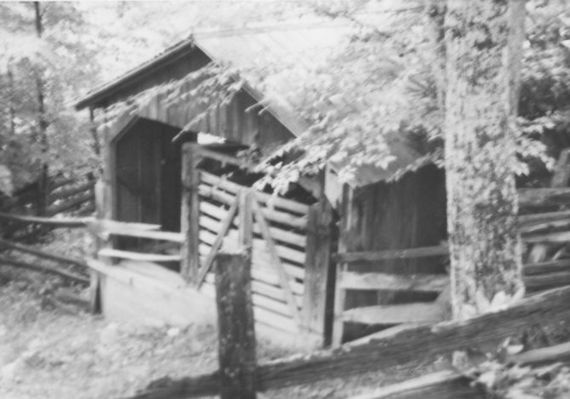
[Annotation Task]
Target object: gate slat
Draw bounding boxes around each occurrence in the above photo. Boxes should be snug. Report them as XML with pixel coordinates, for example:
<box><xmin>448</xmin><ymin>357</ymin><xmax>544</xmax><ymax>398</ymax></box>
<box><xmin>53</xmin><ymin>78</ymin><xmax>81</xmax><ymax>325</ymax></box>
<box><xmin>197</xmin><ymin>197</ymin><xmax>239</xmax><ymax>286</ymax></box>
<box><xmin>252</xmin><ymin>199</ymin><xmax>302</xmax><ymax>326</ymax></box>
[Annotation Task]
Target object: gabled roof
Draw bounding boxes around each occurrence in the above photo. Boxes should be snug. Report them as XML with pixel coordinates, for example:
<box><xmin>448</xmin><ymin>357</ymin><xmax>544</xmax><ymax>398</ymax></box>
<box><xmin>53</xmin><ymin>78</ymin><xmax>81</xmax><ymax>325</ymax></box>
<box><xmin>76</xmin><ymin>19</ymin><xmax>425</xmax><ymax>187</ymax></box>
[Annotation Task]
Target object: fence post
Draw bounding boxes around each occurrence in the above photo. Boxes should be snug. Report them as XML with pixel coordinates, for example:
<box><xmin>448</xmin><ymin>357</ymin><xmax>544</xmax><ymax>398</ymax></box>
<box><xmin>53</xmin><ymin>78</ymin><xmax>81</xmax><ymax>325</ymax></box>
<box><xmin>303</xmin><ymin>198</ymin><xmax>335</xmax><ymax>346</ymax></box>
<box><xmin>89</xmin><ymin>179</ymin><xmax>105</xmax><ymax>314</ymax></box>
<box><xmin>181</xmin><ymin>142</ymin><xmax>201</xmax><ymax>284</ymax></box>
<box><xmin>239</xmin><ymin>189</ymin><xmax>253</xmax><ymax>251</ymax></box>
<box><xmin>215</xmin><ymin>251</ymin><xmax>257</xmax><ymax>399</ymax></box>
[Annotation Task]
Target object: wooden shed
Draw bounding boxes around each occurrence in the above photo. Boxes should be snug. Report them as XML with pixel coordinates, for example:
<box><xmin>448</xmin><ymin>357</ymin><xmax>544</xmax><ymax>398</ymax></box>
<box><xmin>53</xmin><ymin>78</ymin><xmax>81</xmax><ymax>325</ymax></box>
<box><xmin>76</xmin><ymin>23</ymin><xmax>448</xmax><ymax>347</ymax></box>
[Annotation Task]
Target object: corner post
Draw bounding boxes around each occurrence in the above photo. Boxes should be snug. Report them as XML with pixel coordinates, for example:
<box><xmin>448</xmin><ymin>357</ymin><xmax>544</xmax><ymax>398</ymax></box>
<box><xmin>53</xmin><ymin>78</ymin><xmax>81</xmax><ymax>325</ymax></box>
<box><xmin>215</xmin><ymin>251</ymin><xmax>257</xmax><ymax>399</ymax></box>
<box><xmin>181</xmin><ymin>142</ymin><xmax>201</xmax><ymax>284</ymax></box>
<box><xmin>303</xmin><ymin>198</ymin><xmax>335</xmax><ymax>346</ymax></box>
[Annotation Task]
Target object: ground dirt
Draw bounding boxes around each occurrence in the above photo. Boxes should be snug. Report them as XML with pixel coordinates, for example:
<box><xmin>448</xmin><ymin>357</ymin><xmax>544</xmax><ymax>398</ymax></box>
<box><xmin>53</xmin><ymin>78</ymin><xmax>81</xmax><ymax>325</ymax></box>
<box><xmin>0</xmin><ymin>229</ymin><xmax>444</xmax><ymax>399</ymax></box>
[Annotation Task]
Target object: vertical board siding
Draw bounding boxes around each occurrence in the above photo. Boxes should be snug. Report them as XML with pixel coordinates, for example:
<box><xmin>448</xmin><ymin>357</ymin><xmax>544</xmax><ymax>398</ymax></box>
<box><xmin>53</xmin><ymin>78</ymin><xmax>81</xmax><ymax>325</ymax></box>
<box><xmin>336</xmin><ymin>165</ymin><xmax>448</xmax><ymax>344</ymax></box>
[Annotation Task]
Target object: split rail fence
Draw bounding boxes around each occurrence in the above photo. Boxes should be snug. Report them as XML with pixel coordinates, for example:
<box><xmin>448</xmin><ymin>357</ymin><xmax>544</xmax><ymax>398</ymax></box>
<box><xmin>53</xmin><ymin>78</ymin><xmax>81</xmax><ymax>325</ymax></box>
<box><xmin>1</xmin><ymin>171</ymin><xmax>96</xmax><ymax>240</ymax></box>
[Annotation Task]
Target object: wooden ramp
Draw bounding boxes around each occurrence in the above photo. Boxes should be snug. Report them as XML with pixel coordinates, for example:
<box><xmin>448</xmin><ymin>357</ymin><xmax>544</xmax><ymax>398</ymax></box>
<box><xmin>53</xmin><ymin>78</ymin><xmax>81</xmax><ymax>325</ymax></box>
<box><xmin>88</xmin><ymin>259</ymin><xmax>216</xmax><ymax>326</ymax></box>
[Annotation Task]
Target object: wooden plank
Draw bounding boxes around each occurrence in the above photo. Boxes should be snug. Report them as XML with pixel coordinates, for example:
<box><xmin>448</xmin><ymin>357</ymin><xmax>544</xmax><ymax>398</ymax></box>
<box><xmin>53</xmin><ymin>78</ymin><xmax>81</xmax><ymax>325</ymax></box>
<box><xmin>126</xmin><ymin>285</ymin><xmax>570</xmax><ymax>399</ymax></box>
<box><xmin>342</xmin><ymin>303</ymin><xmax>445</xmax><ymax>325</ymax></box>
<box><xmin>303</xmin><ymin>198</ymin><xmax>334</xmax><ymax>340</ymax></box>
<box><xmin>252</xmin><ymin>199</ymin><xmax>302</xmax><ymax>327</ymax></box>
<box><xmin>524</xmin><ymin>231</ymin><xmax>570</xmax><ymax>243</ymax></box>
<box><xmin>199</xmin><ymin>213</ymin><xmax>225</xmax><ymax>233</ymax></box>
<box><xmin>254</xmin><ymin>306</ymin><xmax>299</xmax><ymax>334</ymax></box>
<box><xmin>524</xmin><ymin>259</ymin><xmax>570</xmax><ymax>275</ymax></box>
<box><xmin>205</xmin><ymin>272</ymin><xmax>303</xmax><ymax>308</ymax></box>
<box><xmin>199</xmin><ymin>245</ymin><xmax>305</xmax><ymax>296</ymax></box>
<box><xmin>48</xmin><ymin>180</ymin><xmax>96</xmax><ymax>202</ymax></box>
<box><xmin>197</xmin><ymin>197</ymin><xmax>239</xmax><ymax>286</ymax></box>
<box><xmin>198</xmin><ymin>183</ymin><xmax>235</xmax><ymax>205</ymax></box>
<box><xmin>199</xmin><ymin>148</ymin><xmax>243</xmax><ymax>168</ymax></box>
<box><xmin>525</xmin><ymin>271</ymin><xmax>570</xmax><ymax>291</ymax></box>
<box><xmin>337</xmin><ymin>245</ymin><xmax>449</xmax><ymax>263</ymax></box>
<box><xmin>199</xmin><ymin>200</ymin><xmax>226</xmax><ymax>220</ymax></box>
<box><xmin>234</xmin><ymin>218</ymin><xmax>307</xmax><ymax>247</ymax></box>
<box><xmin>520</xmin><ymin>218</ymin><xmax>570</xmax><ymax>235</ymax></box>
<box><xmin>181</xmin><ymin>142</ymin><xmax>201</xmax><ymax>283</ymax></box>
<box><xmin>332</xmin><ymin>262</ymin><xmax>347</xmax><ymax>347</ymax></box>
<box><xmin>239</xmin><ymin>189</ymin><xmax>253</xmax><ymax>250</ymax></box>
<box><xmin>252</xmin><ymin>238</ymin><xmax>305</xmax><ymax>265</ymax></box>
<box><xmin>509</xmin><ymin>341</ymin><xmax>570</xmax><ymax>365</ymax></box>
<box><xmin>0</xmin><ymin>211</ymin><xmax>89</xmax><ymax>228</ymax></box>
<box><xmin>340</xmin><ymin>272</ymin><xmax>449</xmax><ymax>292</ymax></box>
<box><xmin>251</xmin><ymin>241</ymin><xmax>305</xmax><ymax>280</ymax></box>
<box><xmin>200</xmin><ymin>170</ymin><xmax>243</xmax><ymax>194</ymax></box>
<box><xmin>519</xmin><ymin>210</ymin><xmax>570</xmax><ymax>225</ymax></box>
<box><xmin>93</xmin><ymin>220</ymin><xmax>184</xmax><ymax>243</ymax></box>
<box><xmin>0</xmin><ymin>237</ymin><xmax>87</xmax><ymax>267</ymax></box>
<box><xmin>98</xmin><ymin>248</ymin><xmax>181</xmax><ymax>263</ymax></box>
<box><xmin>46</xmin><ymin>191</ymin><xmax>93</xmax><ymax>216</ymax></box>
<box><xmin>215</xmin><ymin>252</ymin><xmax>257</xmax><ymax>399</ymax></box>
<box><xmin>0</xmin><ymin>255</ymin><xmax>89</xmax><ymax>285</ymax></box>
<box><xmin>254</xmin><ymin>191</ymin><xmax>310</xmax><ymax>215</ymax></box>
<box><xmin>518</xmin><ymin>187</ymin><xmax>570</xmax><ymax>207</ymax></box>
<box><xmin>259</xmin><ymin>206</ymin><xmax>308</xmax><ymax>230</ymax></box>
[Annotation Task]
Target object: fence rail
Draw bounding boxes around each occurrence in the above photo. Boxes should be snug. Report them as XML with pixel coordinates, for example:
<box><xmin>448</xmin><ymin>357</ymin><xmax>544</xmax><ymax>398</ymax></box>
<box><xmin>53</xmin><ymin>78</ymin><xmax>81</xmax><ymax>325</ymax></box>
<box><xmin>1</xmin><ymin>172</ymin><xmax>96</xmax><ymax>240</ymax></box>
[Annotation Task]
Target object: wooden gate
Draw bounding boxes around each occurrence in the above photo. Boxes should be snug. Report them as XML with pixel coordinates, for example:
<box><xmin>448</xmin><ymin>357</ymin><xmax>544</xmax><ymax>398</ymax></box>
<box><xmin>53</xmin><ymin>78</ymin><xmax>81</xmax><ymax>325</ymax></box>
<box><xmin>180</xmin><ymin>144</ymin><xmax>334</xmax><ymax>345</ymax></box>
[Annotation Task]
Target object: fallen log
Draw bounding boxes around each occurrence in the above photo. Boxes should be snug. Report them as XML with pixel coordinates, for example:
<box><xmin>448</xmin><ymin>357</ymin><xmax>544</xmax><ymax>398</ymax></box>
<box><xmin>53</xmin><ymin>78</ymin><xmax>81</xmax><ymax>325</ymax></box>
<box><xmin>0</xmin><ymin>255</ymin><xmax>88</xmax><ymax>285</ymax></box>
<box><xmin>349</xmin><ymin>341</ymin><xmax>570</xmax><ymax>399</ymax></box>
<box><xmin>126</xmin><ymin>285</ymin><xmax>570</xmax><ymax>399</ymax></box>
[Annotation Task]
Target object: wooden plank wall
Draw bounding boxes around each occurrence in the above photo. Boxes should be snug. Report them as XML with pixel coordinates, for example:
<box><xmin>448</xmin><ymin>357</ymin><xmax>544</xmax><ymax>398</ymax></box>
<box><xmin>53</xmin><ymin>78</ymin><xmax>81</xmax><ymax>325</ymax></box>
<box><xmin>195</xmin><ymin>170</ymin><xmax>330</xmax><ymax>344</ymax></box>
<box><xmin>336</xmin><ymin>165</ymin><xmax>447</xmax><ymax>343</ymax></box>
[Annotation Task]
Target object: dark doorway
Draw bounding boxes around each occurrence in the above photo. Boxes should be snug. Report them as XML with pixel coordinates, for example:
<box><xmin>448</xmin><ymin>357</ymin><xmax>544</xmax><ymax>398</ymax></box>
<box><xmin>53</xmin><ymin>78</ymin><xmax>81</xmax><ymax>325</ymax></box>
<box><xmin>114</xmin><ymin>118</ymin><xmax>182</xmax><ymax>232</ymax></box>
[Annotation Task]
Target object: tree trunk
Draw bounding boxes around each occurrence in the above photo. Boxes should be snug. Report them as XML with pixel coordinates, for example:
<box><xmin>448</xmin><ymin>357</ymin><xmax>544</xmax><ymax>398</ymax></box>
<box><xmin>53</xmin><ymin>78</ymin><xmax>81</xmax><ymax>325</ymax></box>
<box><xmin>444</xmin><ymin>0</ymin><xmax>525</xmax><ymax>320</ymax></box>
<box><xmin>425</xmin><ymin>0</ymin><xmax>447</xmax><ymax>111</ymax></box>
<box><xmin>34</xmin><ymin>1</ymin><xmax>49</xmax><ymax>216</ymax></box>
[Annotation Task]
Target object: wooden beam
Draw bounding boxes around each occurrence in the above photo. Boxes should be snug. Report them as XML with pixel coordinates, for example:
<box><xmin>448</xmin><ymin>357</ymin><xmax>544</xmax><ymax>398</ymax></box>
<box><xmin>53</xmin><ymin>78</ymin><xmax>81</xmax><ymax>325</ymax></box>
<box><xmin>199</xmin><ymin>148</ymin><xmax>242</xmax><ymax>167</ymax></box>
<box><xmin>48</xmin><ymin>180</ymin><xmax>96</xmax><ymax>202</ymax></box>
<box><xmin>90</xmin><ymin>220</ymin><xmax>184</xmax><ymax>243</ymax></box>
<box><xmin>98</xmin><ymin>248</ymin><xmax>181</xmax><ymax>263</ymax></box>
<box><xmin>0</xmin><ymin>211</ymin><xmax>88</xmax><ymax>228</ymax></box>
<box><xmin>342</xmin><ymin>303</ymin><xmax>445</xmax><ymax>325</ymax></box>
<box><xmin>518</xmin><ymin>187</ymin><xmax>570</xmax><ymax>208</ymax></box>
<box><xmin>525</xmin><ymin>271</ymin><xmax>570</xmax><ymax>291</ymax></box>
<box><xmin>126</xmin><ymin>285</ymin><xmax>570</xmax><ymax>398</ymax></box>
<box><xmin>524</xmin><ymin>259</ymin><xmax>570</xmax><ymax>275</ymax></box>
<box><xmin>0</xmin><ymin>255</ymin><xmax>88</xmax><ymax>285</ymax></box>
<box><xmin>303</xmin><ymin>198</ymin><xmax>334</xmax><ymax>342</ymax></box>
<box><xmin>46</xmin><ymin>191</ymin><xmax>93</xmax><ymax>216</ymax></box>
<box><xmin>181</xmin><ymin>142</ymin><xmax>201</xmax><ymax>283</ymax></box>
<box><xmin>336</xmin><ymin>245</ymin><xmax>449</xmax><ymax>263</ymax></box>
<box><xmin>523</xmin><ymin>231</ymin><xmax>570</xmax><ymax>244</ymax></box>
<box><xmin>518</xmin><ymin>210</ymin><xmax>570</xmax><ymax>225</ymax></box>
<box><xmin>340</xmin><ymin>272</ymin><xmax>448</xmax><ymax>292</ymax></box>
<box><xmin>0</xmin><ymin>237</ymin><xmax>87</xmax><ymax>268</ymax></box>
<box><xmin>215</xmin><ymin>252</ymin><xmax>257</xmax><ymax>399</ymax></box>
